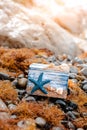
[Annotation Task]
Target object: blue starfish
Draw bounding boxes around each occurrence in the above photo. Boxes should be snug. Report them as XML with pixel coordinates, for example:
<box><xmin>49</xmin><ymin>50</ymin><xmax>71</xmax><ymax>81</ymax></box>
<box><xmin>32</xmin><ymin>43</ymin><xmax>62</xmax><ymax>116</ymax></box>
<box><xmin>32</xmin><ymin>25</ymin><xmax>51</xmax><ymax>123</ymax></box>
<box><xmin>29</xmin><ymin>72</ymin><xmax>51</xmax><ymax>94</ymax></box>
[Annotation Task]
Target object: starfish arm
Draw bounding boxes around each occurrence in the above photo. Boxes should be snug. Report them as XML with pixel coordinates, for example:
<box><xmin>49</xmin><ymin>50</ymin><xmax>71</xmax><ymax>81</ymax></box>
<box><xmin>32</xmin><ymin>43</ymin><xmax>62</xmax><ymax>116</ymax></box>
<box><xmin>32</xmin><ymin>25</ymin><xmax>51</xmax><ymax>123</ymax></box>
<box><xmin>37</xmin><ymin>72</ymin><xmax>43</xmax><ymax>82</ymax></box>
<box><xmin>41</xmin><ymin>80</ymin><xmax>51</xmax><ymax>86</ymax></box>
<box><xmin>39</xmin><ymin>86</ymin><xmax>48</xmax><ymax>94</ymax></box>
<box><xmin>31</xmin><ymin>85</ymin><xmax>39</xmax><ymax>94</ymax></box>
<box><xmin>29</xmin><ymin>78</ymin><xmax>38</xmax><ymax>86</ymax></box>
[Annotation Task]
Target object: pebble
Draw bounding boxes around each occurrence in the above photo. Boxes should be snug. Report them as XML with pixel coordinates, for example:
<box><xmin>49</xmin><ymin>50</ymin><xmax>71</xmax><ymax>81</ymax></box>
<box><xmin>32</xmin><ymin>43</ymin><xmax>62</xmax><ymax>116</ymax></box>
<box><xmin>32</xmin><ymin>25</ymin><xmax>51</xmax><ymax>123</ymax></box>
<box><xmin>0</xmin><ymin>99</ymin><xmax>8</xmax><ymax>111</ymax></box>
<box><xmin>47</xmin><ymin>56</ymin><xmax>56</xmax><ymax>63</ymax></box>
<box><xmin>55</xmin><ymin>99</ymin><xmax>66</xmax><ymax>107</ymax></box>
<box><xmin>70</xmin><ymin>66</ymin><xmax>78</xmax><ymax>74</ymax></box>
<box><xmin>52</xmin><ymin>126</ymin><xmax>63</xmax><ymax>130</ymax></box>
<box><xmin>0</xmin><ymin>72</ymin><xmax>10</xmax><ymax>80</ymax></box>
<box><xmin>0</xmin><ymin>112</ymin><xmax>10</xmax><ymax>120</ymax></box>
<box><xmin>72</xmin><ymin>57</ymin><xmax>83</xmax><ymax>64</ymax></box>
<box><xmin>80</xmin><ymin>68</ymin><xmax>87</xmax><ymax>76</ymax></box>
<box><xmin>18</xmin><ymin>89</ymin><xmax>26</xmax><ymax>95</ymax></box>
<box><xmin>67</xmin><ymin>111</ymin><xmax>76</xmax><ymax>120</ymax></box>
<box><xmin>35</xmin><ymin>117</ymin><xmax>46</xmax><ymax>127</ymax></box>
<box><xmin>67</xmin><ymin>121</ymin><xmax>75</xmax><ymax>129</ymax></box>
<box><xmin>17</xmin><ymin>78</ymin><xmax>28</xmax><ymax>89</ymax></box>
<box><xmin>69</xmin><ymin>73</ymin><xmax>77</xmax><ymax>79</ymax></box>
<box><xmin>77</xmin><ymin>128</ymin><xmax>84</xmax><ymax>130</ymax></box>
<box><xmin>25</xmin><ymin>96</ymin><xmax>36</xmax><ymax>102</ymax></box>
<box><xmin>12</xmin><ymin>79</ymin><xmax>18</xmax><ymax>86</ymax></box>
<box><xmin>8</xmin><ymin>104</ymin><xmax>16</xmax><ymax>110</ymax></box>
<box><xmin>82</xmin><ymin>84</ymin><xmax>87</xmax><ymax>91</ymax></box>
<box><xmin>18</xmin><ymin>74</ymin><xmax>24</xmax><ymax>78</ymax></box>
<box><xmin>81</xmin><ymin>80</ymin><xmax>87</xmax><ymax>85</ymax></box>
<box><xmin>10</xmin><ymin>115</ymin><xmax>17</xmax><ymax>119</ymax></box>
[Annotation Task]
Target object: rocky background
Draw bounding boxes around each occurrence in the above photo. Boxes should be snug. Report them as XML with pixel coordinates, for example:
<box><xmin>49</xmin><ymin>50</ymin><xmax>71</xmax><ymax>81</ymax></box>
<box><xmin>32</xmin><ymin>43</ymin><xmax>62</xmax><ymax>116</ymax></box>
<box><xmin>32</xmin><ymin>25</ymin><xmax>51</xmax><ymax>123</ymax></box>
<box><xmin>0</xmin><ymin>0</ymin><xmax>87</xmax><ymax>130</ymax></box>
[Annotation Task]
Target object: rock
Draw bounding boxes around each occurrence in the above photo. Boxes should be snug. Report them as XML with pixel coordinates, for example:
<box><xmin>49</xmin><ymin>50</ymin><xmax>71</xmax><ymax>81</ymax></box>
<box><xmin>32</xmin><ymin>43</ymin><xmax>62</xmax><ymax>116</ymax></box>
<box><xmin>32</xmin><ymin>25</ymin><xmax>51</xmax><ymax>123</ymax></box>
<box><xmin>35</xmin><ymin>117</ymin><xmax>46</xmax><ymax>127</ymax></box>
<box><xmin>52</xmin><ymin>126</ymin><xmax>63</xmax><ymax>130</ymax></box>
<box><xmin>82</xmin><ymin>84</ymin><xmax>87</xmax><ymax>91</ymax></box>
<box><xmin>17</xmin><ymin>78</ymin><xmax>28</xmax><ymax>89</ymax></box>
<box><xmin>17</xmin><ymin>119</ymin><xmax>36</xmax><ymax>129</ymax></box>
<box><xmin>8</xmin><ymin>104</ymin><xmax>16</xmax><ymax>110</ymax></box>
<box><xmin>81</xmin><ymin>80</ymin><xmax>87</xmax><ymax>85</ymax></box>
<box><xmin>70</xmin><ymin>66</ymin><xmax>78</xmax><ymax>74</ymax></box>
<box><xmin>0</xmin><ymin>72</ymin><xmax>10</xmax><ymax>80</ymax></box>
<box><xmin>18</xmin><ymin>74</ymin><xmax>24</xmax><ymax>78</ymax></box>
<box><xmin>0</xmin><ymin>99</ymin><xmax>8</xmax><ymax>111</ymax></box>
<box><xmin>25</xmin><ymin>96</ymin><xmax>36</xmax><ymax>102</ymax></box>
<box><xmin>12</xmin><ymin>79</ymin><xmax>18</xmax><ymax>86</ymax></box>
<box><xmin>67</xmin><ymin>121</ymin><xmax>75</xmax><ymax>129</ymax></box>
<box><xmin>67</xmin><ymin>111</ymin><xmax>76</xmax><ymax>120</ymax></box>
<box><xmin>0</xmin><ymin>112</ymin><xmax>10</xmax><ymax>120</ymax></box>
<box><xmin>55</xmin><ymin>99</ymin><xmax>66</xmax><ymax>107</ymax></box>
<box><xmin>72</xmin><ymin>57</ymin><xmax>83</xmax><ymax>64</ymax></box>
<box><xmin>80</xmin><ymin>68</ymin><xmax>87</xmax><ymax>76</ymax></box>
<box><xmin>0</xmin><ymin>0</ymin><xmax>82</xmax><ymax>57</ymax></box>
<box><xmin>10</xmin><ymin>115</ymin><xmax>17</xmax><ymax>119</ymax></box>
<box><xmin>69</xmin><ymin>73</ymin><xmax>77</xmax><ymax>79</ymax></box>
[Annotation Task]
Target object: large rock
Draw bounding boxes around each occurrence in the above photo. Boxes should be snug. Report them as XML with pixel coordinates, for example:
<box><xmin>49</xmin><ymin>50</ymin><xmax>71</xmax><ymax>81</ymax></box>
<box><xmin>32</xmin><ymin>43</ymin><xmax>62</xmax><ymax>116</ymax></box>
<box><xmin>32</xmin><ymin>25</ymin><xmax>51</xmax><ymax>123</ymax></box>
<box><xmin>0</xmin><ymin>0</ymin><xmax>86</xmax><ymax>56</ymax></box>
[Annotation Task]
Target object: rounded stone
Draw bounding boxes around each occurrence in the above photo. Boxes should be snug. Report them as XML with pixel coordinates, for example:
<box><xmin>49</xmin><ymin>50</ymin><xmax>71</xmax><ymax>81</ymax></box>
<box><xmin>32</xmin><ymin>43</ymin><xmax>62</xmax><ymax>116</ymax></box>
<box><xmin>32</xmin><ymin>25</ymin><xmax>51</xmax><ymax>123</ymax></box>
<box><xmin>70</xmin><ymin>66</ymin><xmax>78</xmax><ymax>74</ymax></box>
<box><xmin>18</xmin><ymin>74</ymin><xmax>24</xmax><ymax>78</ymax></box>
<box><xmin>80</xmin><ymin>68</ymin><xmax>87</xmax><ymax>76</ymax></box>
<box><xmin>17</xmin><ymin>78</ymin><xmax>28</xmax><ymax>89</ymax></box>
<box><xmin>8</xmin><ymin>104</ymin><xmax>16</xmax><ymax>110</ymax></box>
<box><xmin>69</xmin><ymin>73</ymin><xmax>77</xmax><ymax>79</ymax></box>
<box><xmin>10</xmin><ymin>115</ymin><xmax>17</xmax><ymax>119</ymax></box>
<box><xmin>25</xmin><ymin>96</ymin><xmax>36</xmax><ymax>102</ymax></box>
<box><xmin>82</xmin><ymin>84</ymin><xmax>87</xmax><ymax>91</ymax></box>
<box><xmin>73</xmin><ymin>57</ymin><xmax>83</xmax><ymax>64</ymax></box>
<box><xmin>12</xmin><ymin>79</ymin><xmax>18</xmax><ymax>86</ymax></box>
<box><xmin>67</xmin><ymin>121</ymin><xmax>75</xmax><ymax>129</ymax></box>
<box><xmin>35</xmin><ymin>117</ymin><xmax>46</xmax><ymax>127</ymax></box>
<box><xmin>0</xmin><ymin>72</ymin><xmax>10</xmax><ymax>80</ymax></box>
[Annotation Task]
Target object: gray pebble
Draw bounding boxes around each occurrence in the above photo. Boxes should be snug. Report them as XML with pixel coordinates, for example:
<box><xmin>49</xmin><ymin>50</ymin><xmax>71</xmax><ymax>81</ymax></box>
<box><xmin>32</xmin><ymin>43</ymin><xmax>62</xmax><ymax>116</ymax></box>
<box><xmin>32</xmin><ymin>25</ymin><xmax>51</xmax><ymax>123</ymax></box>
<box><xmin>73</xmin><ymin>57</ymin><xmax>83</xmax><ymax>64</ymax></box>
<box><xmin>0</xmin><ymin>72</ymin><xmax>10</xmax><ymax>80</ymax></box>
<box><xmin>72</xmin><ymin>111</ymin><xmax>80</xmax><ymax>117</ymax></box>
<box><xmin>17</xmin><ymin>120</ymin><xmax>26</xmax><ymax>128</ymax></box>
<box><xmin>8</xmin><ymin>104</ymin><xmax>16</xmax><ymax>110</ymax></box>
<box><xmin>25</xmin><ymin>96</ymin><xmax>36</xmax><ymax>102</ymax></box>
<box><xmin>12</xmin><ymin>79</ymin><xmax>18</xmax><ymax>86</ymax></box>
<box><xmin>47</xmin><ymin>56</ymin><xmax>56</xmax><ymax>62</ymax></box>
<box><xmin>18</xmin><ymin>74</ymin><xmax>24</xmax><ymax>78</ymax></box>
<box><xmin>67</xmin><ymin>111</ymin><xmax>76</xmax><ymax>120</ymax></box>
<box><xmin>69</xmin><ymin>73</ymin><xmax>77</xmax><ymax>79</ymax></box>
<box><xmin>17</xmin><ymin>78</ymin><xmax>28</xmax><ymax>89</ymax></box>
<box><xmin>81</xmin><ymin>80</ymin><xmax>87</xmax><ymax>85</ymax></box>
<box><xmin>10</xmin><ymin>115</ymin><xmax>17</xmax><ymax>119</ymax></box>
<box><xmin>67</xmin><ymin>121</ymin><xmax>75</xmax><ymax>129</ymax></box>
<box><xmin>70</xmin><ymin>66</ymin><xmax>78</xmax><ymax>74</ymax></box>
<box><xmin>35</xmin><ymin>117</ymin><xmax>46</xmax><ymax>127</ymax></box>
<box><xmin>52</xmin><ymin>126</ymin><xmax>63</xmax><ymax>130</ymax></box>
<box><xmin>18</xmin><ymin>89</ymin><xmax>26</xmax><ymax>95</ymax></box>
<box><xmin>80</xmin><ymin>68</ymin><xmax>87</xmax><ymax>76</ymax></box>
<box><xmin>83</xmin><ymin>84</ymin><xmax>87</xmax><ymax>91</ymax></box>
